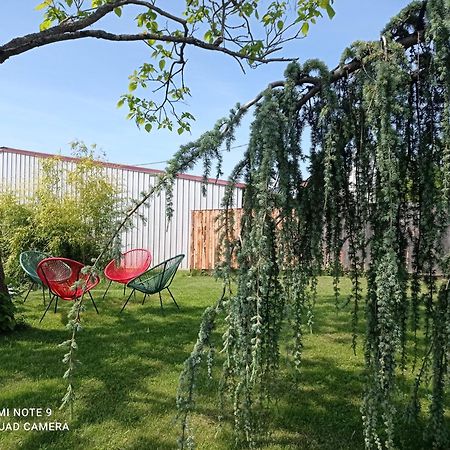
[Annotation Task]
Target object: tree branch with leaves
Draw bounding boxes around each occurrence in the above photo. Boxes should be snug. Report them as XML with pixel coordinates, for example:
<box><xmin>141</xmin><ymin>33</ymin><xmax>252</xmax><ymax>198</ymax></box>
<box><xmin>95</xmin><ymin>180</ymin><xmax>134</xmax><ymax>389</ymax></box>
<box><xmin>0</xmin><ymin>0</ymin><xmax>335</xmax><ymax>133</ymax></box>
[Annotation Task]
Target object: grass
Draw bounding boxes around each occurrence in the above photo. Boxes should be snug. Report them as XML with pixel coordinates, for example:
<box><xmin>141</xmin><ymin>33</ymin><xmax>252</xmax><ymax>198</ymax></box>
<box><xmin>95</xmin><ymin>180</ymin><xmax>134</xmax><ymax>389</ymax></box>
<box><xmin>0</xmin><ymin>274</ymin><xmax>446</xmax><ymax>449</ymax></box>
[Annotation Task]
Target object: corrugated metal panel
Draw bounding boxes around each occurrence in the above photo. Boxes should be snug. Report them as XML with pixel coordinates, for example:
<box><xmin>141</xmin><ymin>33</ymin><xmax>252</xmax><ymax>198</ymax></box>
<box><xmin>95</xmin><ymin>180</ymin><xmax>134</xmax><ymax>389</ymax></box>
<box><xmin>0</xmin><ymin>148</ymin><xmax>244</xmax><ymax>269</ymax></box>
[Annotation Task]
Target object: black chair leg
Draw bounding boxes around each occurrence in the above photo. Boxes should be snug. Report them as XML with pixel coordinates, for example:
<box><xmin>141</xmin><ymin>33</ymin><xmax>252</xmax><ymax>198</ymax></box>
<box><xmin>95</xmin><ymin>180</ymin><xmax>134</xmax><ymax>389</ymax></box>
<box><xmin>167</xmin><ymin>287</ymin><xmax>180</xmax><ymax>309</ymax></box>
<box><xmin>39</xmin><ymin>295</ymin><xmax>55</xmax><ymax>323</ymax></box>
<box><xmin>54</xmin><ymin>296</ymin><xmax>58</xmax><ymax>313</ymax></box>
<box><xmin>158</xmin><ymin>291</ymin><xmax>164</xmax><ymax>310</ymax></box>
<box><xmin>102</xmin><ymin>279</ymin><xmax>112</xmax><ymax>300</ymax></box>
<box><xmin>42</xmin><ymin>285</ymin><xmax>46</xmax><ymax>305</ymax></box>
<box><xmin>120</xmin><ymin>289</ymin><xmax>135</xmax><ymax>313</ymax></box>
<box><xmin>123</xmin><ymin>284</ymin><xmax>126</xmax><ymax>296</ymax></box>
<box><xmin>23</xmin><ymin>282</ymin><xmax>34</xmax><ymax>303</ymax></box>
<box><xmin>88</xmin><ymin>291</ymin><xmax>99</xmax><ymax>314</ymax></box>
<box><xmin>142</xmin><ymin>293</ymin><xmax>147</xmax><ymax>305</ymax></box>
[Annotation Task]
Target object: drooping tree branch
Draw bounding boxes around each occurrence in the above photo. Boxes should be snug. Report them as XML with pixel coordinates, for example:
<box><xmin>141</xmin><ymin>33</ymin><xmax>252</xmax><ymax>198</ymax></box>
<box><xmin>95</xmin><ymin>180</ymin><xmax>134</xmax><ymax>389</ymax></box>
<box><xmin>235</xmin><ymin>29</ymin><xmax>426</xmax><ymax>115</ymax></box>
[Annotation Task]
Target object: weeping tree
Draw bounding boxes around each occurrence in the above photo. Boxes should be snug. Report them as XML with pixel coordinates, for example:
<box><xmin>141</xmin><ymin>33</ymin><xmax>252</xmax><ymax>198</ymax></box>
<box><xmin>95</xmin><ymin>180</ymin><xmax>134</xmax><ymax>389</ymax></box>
<box><xmin>166</xmin><ymin>1</ymin><xmax>450</xmax><ymax>448</ymax></box>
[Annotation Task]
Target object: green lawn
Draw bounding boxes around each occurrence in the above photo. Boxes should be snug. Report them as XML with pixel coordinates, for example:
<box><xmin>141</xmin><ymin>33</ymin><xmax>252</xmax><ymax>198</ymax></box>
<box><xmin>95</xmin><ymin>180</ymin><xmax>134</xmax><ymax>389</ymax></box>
<box><xmin>0</xmin><ymin>274</ymin><xmax>445</xmax><ymax>449</ymax></box>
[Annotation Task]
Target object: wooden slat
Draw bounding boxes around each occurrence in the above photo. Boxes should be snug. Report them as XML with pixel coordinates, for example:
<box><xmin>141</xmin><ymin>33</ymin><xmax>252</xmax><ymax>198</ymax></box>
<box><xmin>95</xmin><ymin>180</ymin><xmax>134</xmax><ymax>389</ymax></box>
<box><xmin>190</xmin><ymin>208</ymin><xmax>243</xmax><ymax>270</ymax></box>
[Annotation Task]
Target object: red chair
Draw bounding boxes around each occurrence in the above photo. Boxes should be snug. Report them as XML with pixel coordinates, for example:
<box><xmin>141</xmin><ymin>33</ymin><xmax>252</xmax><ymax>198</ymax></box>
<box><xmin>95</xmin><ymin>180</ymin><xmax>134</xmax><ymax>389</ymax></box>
<box><xmin>102</xmin><ymin>249</ymin><xmax>152</xmax><ymax>298</ymax></box>
<box><xmin>37</xmin><ymin>257</ymin><xmax>100</xmax><ymax>323</ymax></box>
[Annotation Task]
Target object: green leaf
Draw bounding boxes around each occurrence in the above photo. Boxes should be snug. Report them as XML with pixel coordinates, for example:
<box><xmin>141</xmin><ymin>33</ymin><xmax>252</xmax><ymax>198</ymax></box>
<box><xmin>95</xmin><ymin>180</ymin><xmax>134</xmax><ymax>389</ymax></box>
<box><xmin>35</xmin><ymin>0</ymin><xmax>51</xmax><ymax>11</ymax></box>
<box><xmin>277</xmin><ymin>20</ymin><xmax>284</xmax><ymax>31</ymax></box>
<box><xmin>114</xmin><ymin>7</ymin><xmax>122</xmax><ymax>17</ymax></box>
<box><xmin>129</xmin><ymin>82</ymin><xmax>137</xmax><ymax>92</ymax></box>
<box><xmin>159</xmin><ymin>59</ymin><xmax>166</xmax><ymax>71</ymax></box>
<box><xmin>136</xmin><ymin>14</ymin><xmax>144</xmax><ymax>27</ymax></box>
<box><xmin>326</xmin><ymin>4</ymin><xmax>335</xmax><ymax>19</ymax></box>
<box><xmin>301</xmin><ymin>21</ymin><xmax>309</xmax><ymax>35</ymax></box>
<box><xmin>177</xmin><ymin>127</ymin><xmax>184</xmax><ymax>135</ymax></box>
<box><xmin>204</xmin><ymin>30</ymin><xmax>213</xmax><ymax>43</ymax></box>
<box><xmin>39</xmin><ymin>19</ymin><xmax>53</xmax><ymax>31</ymax></box>
<box><xmin>262</xmin><ymin>14</ymin><xmax>271</xmax><ymax>25</ymax></box>
<box><xmin>242</xmin><ymin>3</ymin><xmax>253</xmax><ymax>17</ymax></box>
<box><xmin>145</xmin><ymin>123</ymin><xmax>152</xmax><ymax>132</ymax></box>
<box><xmin>117</xmin><ymin>98</ymin><xmax>125</xmax><ymax>108</ymax></box>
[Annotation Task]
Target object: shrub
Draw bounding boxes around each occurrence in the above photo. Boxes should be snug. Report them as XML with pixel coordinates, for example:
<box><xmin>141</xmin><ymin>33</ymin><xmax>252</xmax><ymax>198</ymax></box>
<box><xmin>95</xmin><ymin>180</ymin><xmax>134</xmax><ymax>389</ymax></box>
<box><xmin>0</xmin><ymin>145</ymin><xmax>121</xmax><ymax>282</ymax></box>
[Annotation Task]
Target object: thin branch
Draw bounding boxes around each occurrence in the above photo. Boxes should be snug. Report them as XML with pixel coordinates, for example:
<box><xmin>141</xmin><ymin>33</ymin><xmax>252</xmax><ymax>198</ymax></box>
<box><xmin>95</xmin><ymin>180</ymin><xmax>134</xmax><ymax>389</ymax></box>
<box><xmin>127</xmin><ymin>0</ymin><xmax>188</xmax><ymax>27</ymax></box>
<box><xmin>92</xmin><ymin>175</ymin><xmax>167</xmax><ymax>266</ymax></box>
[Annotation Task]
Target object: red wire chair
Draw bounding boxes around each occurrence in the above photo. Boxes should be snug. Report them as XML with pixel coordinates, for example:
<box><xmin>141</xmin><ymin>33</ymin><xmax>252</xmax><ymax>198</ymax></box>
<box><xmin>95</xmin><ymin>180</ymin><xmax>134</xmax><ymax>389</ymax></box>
<box><xmin>102</xmin><ymin>249</ymin><xmax>152</xmax><ymax>298</ymax></box>
<box><xmin>37</xmin><ymin>257</ymin><xmax>100</xmax><ymax>323</ymax></box>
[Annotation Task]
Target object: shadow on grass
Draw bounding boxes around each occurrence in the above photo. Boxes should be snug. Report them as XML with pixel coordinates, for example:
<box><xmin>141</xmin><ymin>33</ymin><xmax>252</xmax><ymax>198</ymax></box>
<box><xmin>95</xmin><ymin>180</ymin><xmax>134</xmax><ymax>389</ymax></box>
<box><xmin>1</xmin><ymin>284</ymin><xmax>367</xmax><ymax>449</ymax></box>
<box><xmin>1</xmin><ymin>285</ymin><xmax>218</xmax><ymax>449</ymax></box>
<box><xmin>267</xmin><ymin>357</ymin><xmax>364</xmax><ymax>449</ymax></box>
<box><xmin>1</xmin><ymin>276</ymin><xmax>445</xmax><ymax>450</ymax></box>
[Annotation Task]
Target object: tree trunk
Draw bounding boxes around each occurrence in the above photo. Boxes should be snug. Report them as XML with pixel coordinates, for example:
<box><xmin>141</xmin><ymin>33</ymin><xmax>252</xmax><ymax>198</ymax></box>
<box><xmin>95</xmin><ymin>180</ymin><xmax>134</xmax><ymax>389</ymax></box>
<box><xmin>0</xmin><ymin>252</ymin><xmax>9</xmax><ymax>297</ymax></box>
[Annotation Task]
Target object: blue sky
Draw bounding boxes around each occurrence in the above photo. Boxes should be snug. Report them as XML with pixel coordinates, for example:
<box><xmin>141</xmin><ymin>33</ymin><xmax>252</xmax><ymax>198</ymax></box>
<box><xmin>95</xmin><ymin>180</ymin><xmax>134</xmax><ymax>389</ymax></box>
<box><xmin>0</xmin><ymin>1</ymin><xmax>410</xmax><ymax>176</ymax></box>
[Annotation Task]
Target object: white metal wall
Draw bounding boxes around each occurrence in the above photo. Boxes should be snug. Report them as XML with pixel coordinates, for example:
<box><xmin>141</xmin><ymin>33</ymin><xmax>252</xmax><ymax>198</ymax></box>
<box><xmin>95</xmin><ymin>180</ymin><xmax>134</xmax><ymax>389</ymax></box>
<box><xmin>0</xmin><ymin>147</ymin><xmax>243</xmax><ymax>269</ymax></box>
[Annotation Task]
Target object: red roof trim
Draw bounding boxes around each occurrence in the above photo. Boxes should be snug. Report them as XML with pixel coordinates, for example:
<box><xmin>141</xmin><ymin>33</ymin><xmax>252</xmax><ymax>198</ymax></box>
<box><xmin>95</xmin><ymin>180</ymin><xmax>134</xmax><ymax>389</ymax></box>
<box><xmin>0</xmin><ymin>146</ymin><xmax>245</xmax><ymax>189</ymax></box>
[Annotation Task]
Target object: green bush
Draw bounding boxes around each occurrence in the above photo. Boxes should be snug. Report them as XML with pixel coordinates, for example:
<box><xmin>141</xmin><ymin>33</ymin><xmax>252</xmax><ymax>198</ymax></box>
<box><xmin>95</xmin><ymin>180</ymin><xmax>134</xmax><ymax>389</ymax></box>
<box><xmin>0</xmin><ymin>292</ymin><xmax>16</xmax><ymax>332</ymax></box>
<box><xmin>0</xmin><ymin>146</ymin><xmax>120</xmax><ymax>282</ymax></box>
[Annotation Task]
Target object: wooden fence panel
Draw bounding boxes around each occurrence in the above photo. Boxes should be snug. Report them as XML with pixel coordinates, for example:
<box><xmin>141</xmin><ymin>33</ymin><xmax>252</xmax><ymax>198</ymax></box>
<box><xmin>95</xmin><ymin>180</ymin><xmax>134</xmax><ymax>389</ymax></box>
<box><xmin>190</xmin><ymin>208</ymin><xmax>242</xmax><ymax>270</ymax></box>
